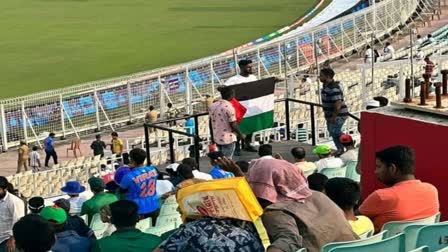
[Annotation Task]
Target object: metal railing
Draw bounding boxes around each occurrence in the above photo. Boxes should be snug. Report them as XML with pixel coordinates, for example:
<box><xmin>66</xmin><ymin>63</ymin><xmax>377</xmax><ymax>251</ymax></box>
<box><xmin>0</xmin><ymin>0</ymin><xmax>423</xmax><ymax>151</ymax></box>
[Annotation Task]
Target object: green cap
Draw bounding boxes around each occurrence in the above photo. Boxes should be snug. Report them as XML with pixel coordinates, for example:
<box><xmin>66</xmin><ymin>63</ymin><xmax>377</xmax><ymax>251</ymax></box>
<box><xmin>88</xmin><ymin>176</ymin><xmax>105</xmax><ymax>191</ymax></box>
<box><xmin>313</xmin><ymin>144</ymin><xmax>331</xmax><ymax>155</ymax></box>
<box><xmin>40</xmin><ymin>206</ymin><xmax>67</xmax><ymax>224</ymax></box>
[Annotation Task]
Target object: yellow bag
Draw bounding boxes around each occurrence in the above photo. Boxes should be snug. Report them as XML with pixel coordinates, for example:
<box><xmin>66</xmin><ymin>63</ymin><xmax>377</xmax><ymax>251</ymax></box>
<box><xmin>176</xmin><ymin>177</ymin><xmax>263</xmax><ymax>222</ymax></box>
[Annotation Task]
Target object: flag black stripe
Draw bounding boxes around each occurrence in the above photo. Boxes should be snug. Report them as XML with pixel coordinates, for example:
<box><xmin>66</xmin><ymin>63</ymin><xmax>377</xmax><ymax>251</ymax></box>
<box><xmin>231</xmin><ymin>77</ymin><xmax>276</xmax><ymax>101</ymax></box>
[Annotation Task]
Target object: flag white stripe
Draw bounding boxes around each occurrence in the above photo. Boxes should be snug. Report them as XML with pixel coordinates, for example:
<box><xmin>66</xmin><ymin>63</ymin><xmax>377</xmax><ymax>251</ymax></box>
<box><xmin>240</xmin><ymin>94</ymin><xmax>275</xmax><ymax>118</ymax></box>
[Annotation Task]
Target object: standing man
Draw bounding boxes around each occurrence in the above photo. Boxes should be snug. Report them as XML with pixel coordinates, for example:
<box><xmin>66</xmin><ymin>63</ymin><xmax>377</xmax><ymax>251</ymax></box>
<box><xmin>17</xmin><ymin>141</ymin><xmax>29</xmax><ymax>173</ymax></box>
<box><xmin>224</xmin><ymin>59</ymin><xmax>258</xmax><ymax>153</ymax></box>
<box><xmin>91</xmin><ymin>134</ymin><xmax>106</xmax><ymax>158</ymax></box>
<box><xmin>209</xmin><ymin>86</ymin><xmax>245</xmax><ymax>158</ymax></box>
<box><xmin>0</xmin><ymin>176</ymin><xmax>25</xmax><ymax>252</ymax></box>
<box><xmin>44</xmin><ymin>132</ymin><xmax>58</xmax><ymax>167</ymax></box>
<box><xmin>118</xmin><ymin>148</ymin><xmax>160</xmax><ymax>224</ymax></box>
<box><xmin>145</xmin><ymin>105</ymin><xmax>158</xmax><ymax>131</ymax></box>
<box><xmin>319</xmin><ymin>68</ymin><xmax>349</xmax><ymax>153</ymax></box>
<box><xmin>111</xmin><ymin>132</ymin><xmax>124</xmax><ymax>156</ymax></box>
<box><xmin>424</xmin><ymin>56</ymin><xmax>435</xmax><ymax>77</ymax></box>
<box><xmin>166</xmin><ymin>103</ymin><xmax>179</xmax><ymax>126</ymax></box>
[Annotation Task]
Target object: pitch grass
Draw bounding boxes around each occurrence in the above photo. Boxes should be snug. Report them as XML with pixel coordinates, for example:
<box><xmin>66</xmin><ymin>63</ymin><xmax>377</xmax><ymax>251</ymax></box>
<box><xmin>0</xmin><ymin>0</ymin><xmax>317</xmax><ymax>99</ymax></box>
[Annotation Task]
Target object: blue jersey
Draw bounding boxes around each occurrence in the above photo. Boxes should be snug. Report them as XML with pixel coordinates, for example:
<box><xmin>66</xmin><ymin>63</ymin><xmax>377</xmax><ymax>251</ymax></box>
<box><xmin>119</xmin><ymin>165</ymin><xmax>160</xmax><ymax>214</ymax></box>
<box><xmin>209</xmin><ymin>165</ymin><xmax>234</xmax><ymax>179</ymax></box>
<box><xmin>44</xmin><ymin>137</ymin><xmax>54</xmax><ymax>151</ymax></box>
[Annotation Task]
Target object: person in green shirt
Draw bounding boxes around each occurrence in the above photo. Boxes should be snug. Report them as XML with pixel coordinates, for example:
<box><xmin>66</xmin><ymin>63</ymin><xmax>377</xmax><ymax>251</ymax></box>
<box><xmin>81</xmin><ymin>177</ymin><xmax>118</xmax><ymax>225</ymax></box>
<box><xmin>93</xmin><ymin>200</ymin><xmax>162</xmax><ymax>252</ymax></box>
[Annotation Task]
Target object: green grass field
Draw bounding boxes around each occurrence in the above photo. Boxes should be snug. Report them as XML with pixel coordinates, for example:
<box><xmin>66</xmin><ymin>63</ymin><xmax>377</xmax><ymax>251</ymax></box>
<box><xmin>0</xmin><ymin>0</ymin><xmax>316</xmax><ymax>99</ymax></box>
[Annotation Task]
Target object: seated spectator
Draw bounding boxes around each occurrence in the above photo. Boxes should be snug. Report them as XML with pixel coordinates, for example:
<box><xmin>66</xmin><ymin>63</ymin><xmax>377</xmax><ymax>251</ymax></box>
<box><xmin>28</xmin><ymin>196</ymin><xmax>45</xmax><ymax>214</ymax></box>
<box><xmin>415</xmin><ymin>34</ymin><xmax>423</xmax><ymax>45</ymax></box>
<box><xmin>176</xmin><ymin>164</ymin><xmax>206</xmax><ymax>190</ymax></box>
<box><xmin>428</xmin><ymin>33</ymin><xmax>435</xmax><ymax>43</ymax></box>
<box><xmin>155</xmin><ymin>217</ymin><xmax>264</xmax><ymax>252</ymax></box>
<box><xmin>182</xmin><ymin>158</ymin><xmax>212</xmax><ymax>180</ymax></box>
<box><xmin>165</xmin><ymin>163</ymin><xmax>182</xmax><ymax>186</ymax></box>
<box><xmin>113</xmin><ymin>166</ymin><xmax>131</xmax><ymax>200</ymax></box>
<box><xmin>307</xmin><ymin>173</ymin><xmax>328</xmax><ymax>192</ymax></box>
<box><xmin>383</xmin><ymin>42</ymin><xmax>395</xmax><ymax>59</ymax></box>
<box><xmin>339</xmin><ymin>134</ymin><xmax>358</xmax><ymax>165</ymax></box>
<box><xmin>217</xmin><ymin>157</ymin><xmax>357</xmax><ymax>251</ymax></box>
<box><xmin>156</xmin><ymin>172</ymin><xmax>175</xmax><ymax>198</ymax></box>
<box><xmin>208</xmin><ymin>151</ymin><xmax>234</xmax><ymax>179</ymax></box>
<box><xmin>258</xmin><ymin>144</ymin><xmax>274</xmax><ymax>159</ymax></box>
<box><xmin>325</xmin><ymin>178</ymin><xmax>374</xmax><ymax>236</ymax></box>
<box><xmin>54</xmin><ymin>198</ymin><xmax>94</xmax><ymax>239</ymax></box>
<box><xmin>99</xmin><ymin>204</ymin><xmax>116</xmax><ymax>237</ymax></box>
<box><xmin>93</xmin><ymin>200</ymin><xmax>162</xmax><ymax>252</ymax></box>
<box><xmin>40</xmin><ymin>206</ymin><xmax>91</xmax><ymax>252</ymax></box>
<box><xmin>13</xmin><ymin>215</ymin><xmax>55</xmax><ymax>252</ymax></box>
<box><xmin>60</xmin><ymin>180</ymin><xmax>87</xmax><ymax>216</ymax></box>
<box><xmin>291</xmin><ymin>146</ymin><xmax>317</xmax><ymax>174</ymax></box>
<box><xmin>359</xmin><ymin>145</ymin><xmax>439</xmax><ymax>232</ymax></box>
<box><xmin>313</xmin><ymin>145</ymin><xmax>344</xmax><ymax>172</ymax></box>
<box><xmin>81</xmin><ymin>177</ymin><xmax>118</xmax><ymax>225</ymax></box>
<box><xmin>118</xmin><ymin>148</ymin><xmax>160</xmax><ymax>224</ymax></box>
<box><xmin>235</xmin><ymin>160</ymin><xmax>250</xmax><ymax>174</ymax></box>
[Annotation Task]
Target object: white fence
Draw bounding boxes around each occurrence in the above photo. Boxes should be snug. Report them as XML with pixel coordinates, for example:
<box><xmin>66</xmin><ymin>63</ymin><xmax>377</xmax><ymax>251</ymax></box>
<box><xmin>0</xmin><ymin>0</ymin><xmax>425</xmax><ymax>150</ymax></box>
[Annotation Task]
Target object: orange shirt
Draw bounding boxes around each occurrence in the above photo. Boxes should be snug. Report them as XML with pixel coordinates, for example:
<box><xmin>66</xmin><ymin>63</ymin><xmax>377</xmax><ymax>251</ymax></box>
<box><xmin>359</xmin><ymin>180</ymin><xmax>439</xmax><ymax>232</ymax></box>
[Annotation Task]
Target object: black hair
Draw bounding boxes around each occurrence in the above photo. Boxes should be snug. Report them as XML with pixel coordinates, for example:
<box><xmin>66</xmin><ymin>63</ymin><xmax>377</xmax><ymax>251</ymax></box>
<box><xmin>178</xmin><ymin>164</ymin><xmax>194</xmax><ymax>180</ymax></box>
<box><xmin>324</xmin><ymin>178</ymin><xmax>360</xmax><ymax>211</ymax></box>
<box><xmin>149</xmin><ymin>105</ymin><xmax>154</xmax><ymax>110</ymax></box>
<box><xmin>217</xmin><ymin>86</ymin><xmax>234</xmax><ymax>100</ymax></box>
<box><xmin>95</xmin><ymin>134</ymin><xmax>101</xmax><ymax>139</ymax></box>
<box><xmin>32</xmin><ymin>146</ymin><xmax>38</xmax><ymax>151</ymax></box>
<box><xmin>111</xmin><ymin>132</ymin><xmax>118</xmax><ymax>137</ymax></box>
<box><xmin>428</xmin><ymin>34</ymin><xmax>433</xmax><ymax>38</ymax></box>
<box><xmin>49</xmin><ymin>133</ymin><xmax>55</xmax><ymax>137</ymax></box>
<box><xmin>167</xmin><ymin>103</ymin><xmax>173</xmax><ymax>107</ymax></box>
<box><xmin>238</xmin><ymin>59</ymin><xmax>252</xmax><ymax>68</ymax></box>
<box><xmin>385</xmin><ymin>42</ymin><xmax>391</xmax><ymax>46</ymax></box>
<box><xmin>417</xmin><ymin>35</ymin><xmax>421</xmax><ymax>39</ymax></box>
<box><xmin>258</xmin><ymin>144</ymin><xmax>273</xmax><ymax>157</ymax></box>
<box><xmin>110</xmin><ymin>200</ymin><xmax>139</xmax><ymax>228</ymax></box>
<box><xmin>0</xmin><ymin>176</ymin><xmax>8</xmax><ymax>189</ymax></box>
<box><xmin>182</xmin><ymin>158</ymin><xmax>198</xmax><ymax>170</ymax></box>
<box><xmin>376</xmin><ymin>145</ymin><xmax>415</xmax><ymax>175</ymax></box>
<box><xmin>129</xmin><ymin>148</ymin><xmax>146</xmax><ymax>166</ymax></box>
<box><xmin>291</xmin><ymin>147</ymin><xmax>306</xmax><ymax>160</ymax></box>
<box><xmin>235</xmin><ymin>160</ymin><xmax>250</xmax><ymax>173</ymax></box>
<box><xmin>307</xmin><ymin>173</ymin><xmax>328</xmax><ymax>192</ymax></box>
<box><xmin>207</xmin><ymin>151</ymin><xmax>224</xmax><ymax>161</ymax></box>
<box><xmin>13</xmin><ymin>215</ymin><xmax>56</xmax><ymax>252</ymax></box>
<box><xmin>320</xmin><ymin>68</ymin><xmax>335</xmax><ymax>79</ymax></box>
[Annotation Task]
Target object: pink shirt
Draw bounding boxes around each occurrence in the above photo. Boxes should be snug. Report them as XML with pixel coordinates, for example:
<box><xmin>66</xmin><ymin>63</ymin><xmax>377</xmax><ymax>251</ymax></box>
<box><xmin>209</xmin><ymin>99</ymin><xmax>237</xmax><ymax>145</ymax></box>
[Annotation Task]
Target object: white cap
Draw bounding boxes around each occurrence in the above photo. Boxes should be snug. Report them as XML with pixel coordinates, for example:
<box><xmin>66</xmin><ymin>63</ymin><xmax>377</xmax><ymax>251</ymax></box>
<box><xmin>166</xmin><ymin>163</ymin><xmax>180</xmax><ymax>172</ymax></box>
<box><xmin>366</xmin><ymin>100</ymin><xmax>380</xmax><ymax>108</ymax></box>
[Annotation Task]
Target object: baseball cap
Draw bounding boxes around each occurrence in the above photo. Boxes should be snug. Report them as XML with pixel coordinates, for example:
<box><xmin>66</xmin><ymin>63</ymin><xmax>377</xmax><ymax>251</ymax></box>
<box><xmin>88</xmin><ymin>176</ymin><xmax>105</xmax><ymax>191</ymax></box>
<box><xmin>339</xmin><ymin>134</ymin><xmax>353</xmax><ymax>144</ymax></box>
<box><xmin>313</xmin><ymin>145</ymin><xmax>331</xmax><ymax>155</ymax></box>
<box><xmin>40</xmin><ymin>206</ymin><xmax>67</xmax><ymax>225</ymax></box>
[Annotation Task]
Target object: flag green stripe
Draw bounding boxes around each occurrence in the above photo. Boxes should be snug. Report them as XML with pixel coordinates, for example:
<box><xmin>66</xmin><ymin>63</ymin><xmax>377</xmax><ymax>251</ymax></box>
<box><xmin>238</xmin><ymin>110</ymin><xmax>274</xmax><ymax>135</ymax></box>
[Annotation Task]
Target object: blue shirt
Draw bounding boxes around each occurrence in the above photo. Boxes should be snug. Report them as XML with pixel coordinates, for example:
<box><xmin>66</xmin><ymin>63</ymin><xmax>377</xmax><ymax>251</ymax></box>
<box><xmin>119</xmin><ymin>165</ymin><xmax>160</xmax><ymax>214</ymax></box>
<box><xmin>209</xmin><ymin>165</ymin><xmax>234</xmax><ymax>179</ymax></box>
<box><xmin>52</xmin><ymin>230</ymin><xmax>91</xmax><ymax>252</ymax></box>
<box><xmin>184</xmin><ymin>119</ymin><xmax>195</xmax><ymax>135</ymax></box>
<box><xmin>44</xmin><ymin>136</ymin><xmax>54</xmax><ymax>151</ymax></box>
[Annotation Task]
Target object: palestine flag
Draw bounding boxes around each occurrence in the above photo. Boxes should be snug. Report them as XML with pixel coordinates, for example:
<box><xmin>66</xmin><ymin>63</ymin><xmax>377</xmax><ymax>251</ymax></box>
<box><xmin>232</xmin><ymin>77</ymin><xmax>276</xmax><ymax>134</ymax></box>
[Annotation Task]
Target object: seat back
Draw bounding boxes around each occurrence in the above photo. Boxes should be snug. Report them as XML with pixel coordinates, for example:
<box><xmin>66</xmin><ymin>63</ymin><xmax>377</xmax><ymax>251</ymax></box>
<box><xmin>345</xmin><ymin>161</ymin><xmax>360</xmax><ymax>182</ymax></box>
<box><xmin>136</xmin><ymin>218</ymin><xmax>153</xmax><ymax>231</ymax></box>
<box><xmin>404</xmin><ymin>224</ymin><xmax>427</xmax><ymax>251</ymax></box>
<box><xmin>359</xmin><ymin>229</ymin><xmax>374</xmax><ymax>239</ymax></box>
<box><xmin>320</xmin><ymin>166</ymin><xmax>347</xmax><ymax>179</ymax></box>
<box><xmin>415</xmin><ymin>221</ymin><xmax>448</xmax><ymax>251</ymax></box>
<box><xmin>409</xmin><ymin>246</ymin><xmax>429</xmax><ymax>252</ymax></box>
<box><xmin>381</xmin><ymin>212</ymin><xmax>441</xmax><ymax>238</ymax></box>
<box><xmin>321</xmin><ymin>230</ymin><xmax>388</xmax><ymax>252</ymax></box>
<box><xmin>328</xmin><ymin>233</ymin><xmax>405</xmax><ymax>252</ymax></box>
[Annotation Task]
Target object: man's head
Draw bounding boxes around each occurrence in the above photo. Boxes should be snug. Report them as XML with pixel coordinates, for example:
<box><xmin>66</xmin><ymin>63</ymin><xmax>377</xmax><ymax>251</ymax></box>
<box><xmin>218</xmin><ymin>86</ymin><xmax>235</xmax><ymax>101</ymax></box>
<box><xmin>258</xmin><ymin>144</ymin><xmax>272</xmax><ymax>157</ymax></box>
<box><xmin>375</xmin><ymin>145</ymin><xmax>415</xmax><ymax>186</ymax></box>
<box><xmin>182</xmin><ymin>158</ymin><xmax>198</xmax><ymax>170</ymax></box>
<box><xmin>88</xmin><ymin>177</ymin><xmax>105</xmax><ymax>194</ymax></box>
<box><xmin>149</xmin><ymin>105</ymin><xmax>154</xmax><ymax>111</ymax></box>
<box><xmin>28</xmin><ymin>197</ymin><xmax>45</xmax><ymax>214</ymax></box>
<box><xmin>0</xmin><ymin>176</ymin><xmax>9</xmax><ymax>200</ymax></box>
<box><xmin>129</xmin><ymin>148</ymin><xmax>146</xmax><ymax>167</ymax></box>
<box><xmin>95</xmin><ymin>134</ymin><xmax>101</xmax><ymax>140</ymax></box>
<box><xmin>324</xmin><ymin>177</ymin><xmax>360</xmax><ymax>211</ymax></box>
<box><xmin>53</xmin><ymin>198</ymin><xmax>71</xmax><ymax>215</ymax></box>
<box><xmin>313</xmin><ymin>144</ymin><xmax>332</xmax><ymax>159</ymax></box>
<box><xmin>238</xmin><ymin>59</ymin><xmax>253</xmax><ymax>76</ymax></box>
<box><xmin>111</xmin><ymin>131</ymin><xmax>118</xmax><ymax>139</ymax></box>
<box><xmin>425</xmin><ymin>56</ymin><xmax>431</xmax><ymax>63</ymax></box>
<box><xmin>40</xmin><ymin>206</ymin><xmax>67</xmax><ymax>232</ymax></box>
<box><xmin>319</xmin><ymin>68</ymin><xmax>335</xmax><ymax>84</ymax></box>
<box><xmin>385</xmin><ymin>42</ymin><xmax>391</xmax><ymax>47</ymax></box>
<box><xmin>178</xmin><ymin>164</ymin><xmax>194</xmax><ymax>180</ymax></box>
<box><xmin>236</xmin><ymin>160</ymin><xmax>250</xmax><ymax>173</ymax></box>
<box><xmin>207</xmin><ymin>151</ymin><xmax>224</xmax><ymax>166</ymax></box>
<box><xmin>428</xmin><ymin>34</ymin><xmax>433</xmax><ymax>38</ymax></box>
<box><xmin>339</xmin><ymin>134</ymin><xmax>354</xmax><ymax>148</ymax></box>
<box><xmin>20</xmin><ymin>140</ymin><xmax>26</xmax><ymax>146</ymax></box>
<box><xmin>417</xmin><ymin>34</ymin><xmax>422</xmax><ymax>39</ymax></box>
<box><xmin>49</xmin><ymin>133</ymin><xmax>55</xmax><ymax>138</ymax></box>
<box><xmin>110</xmin><ymin>200</ymin><xmax>139</xmax><ymax>229</ymax></box>
<box><xmin>307</xmin><ymin>173</ymin><xmax>328</xmax><ymax>192</ymax></box>
<box><xmin>32</xmin><ymin>146</ymin><xmax>38</xmax><ymax>151</ymax></box>
<box><xmin>13</xmin><ymin>215</ymin><xmax>55</xmax><ymax>252</ymax></box>
<box><xmin>291</xmin><ymin>146</ymin><xmax>306</xmax><ymax>161</ymax></box>
<box><xmin>167</xmin><ymin>103</ymin><xmax>173</xmax><ymax>108</ymax></box>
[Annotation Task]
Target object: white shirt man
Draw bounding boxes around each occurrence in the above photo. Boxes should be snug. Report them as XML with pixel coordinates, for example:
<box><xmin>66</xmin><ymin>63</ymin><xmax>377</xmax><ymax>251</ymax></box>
<box><xmin>0</xmin><ymin>190</ymin><xmax>25</xmax><ymax>247</ymax></box>
<box><xmin>315</xmin><ymin>157</ymin><xmax>344</xmax><ymax>172</ymax></box>
<box><xmin>365</xmin><ymin>48</ymin><xmax>373</xmax><ymax>63</ymax></box>
<box><xmin>224</xmin><ymin>74</ymin><xmax>258</xmax><ymax>86</ymax></box>
<box><xmin>340</xmin><ymin>149</ymin><xmax>359</xmax><ymax>165</ymax></box>
<box><xmin>68</xmin><ymin>196</ymin><xmax>86</xmax><ymax>216</ymax></box>
<box><xmin>384</xmin><ymin>44</ymin><xmax>395</xmax><ymax>59</ymax></box>
<box><xmin>415</xmin><ymin>37</ymin><xmax>424</xmax><ymax>46</ymax></box>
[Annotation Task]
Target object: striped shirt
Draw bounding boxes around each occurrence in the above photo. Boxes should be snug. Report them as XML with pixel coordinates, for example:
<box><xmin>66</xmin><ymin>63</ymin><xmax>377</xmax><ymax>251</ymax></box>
<box><xmin>425</xmin><ymin>60</ymin><xmax>435</xmax><ymax>75</ymax></box>
<box><xmin>0</xmin><ymin>192</ymin><xmax>25</xmax><ymax>243</ymax></box>
<box><xmin>30</xmin><ymin>151</ymin><xmax>40</xmax><ymax>167</ymax></box>
<box><xmin>321</xmin><ymin>81</ymin><xmax>349</xmax><ymax>119</ymax></box>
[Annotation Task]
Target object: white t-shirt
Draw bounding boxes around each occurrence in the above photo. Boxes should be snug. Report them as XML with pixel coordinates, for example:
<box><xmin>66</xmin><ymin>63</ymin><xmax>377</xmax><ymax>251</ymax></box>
<box><xmin>315</xmin><ymin>157</ymin><xmax>344</xmax><ymax>172</ymax></box>
<box><xmin>68</xmin><ymin>196</ymin><xmax>86</xmax><ymax>216</ymax></box>
<box><xmin>384</xmin><ymin>45</ymin><xmax>395</xmax><ymax>57</ymax></box>
<box><xmin>224</xmin><ymin>74</ymin><xmax>258</xmax><ymax>86</ymax></box>
<box><xmin>365</xmin><ymin>48</ymin><xmax>373</xmax><ymax>62</ymax></box>
<box><xmin>30</xmin><ymin>151</ymin><xmax>40</xmax><ymax>167</ymax></box>
<box><xmin>156</xmin><ymin>180</ymin><xmax>175</xmax><ymax>197</ymax></box>
<box><xmin>192</xmin><ymin>170</ymin><xmax>213</xmax><ymax>180</ymax></box>
<box><xmin>415</xmin><ymin>38</ymin><xmax>424</xmax><ymax>45</ymax></box>
<box><xmin>340</xmin><ymin>149</ymin><xmax>359</xmax><ymax>165</ymax></box>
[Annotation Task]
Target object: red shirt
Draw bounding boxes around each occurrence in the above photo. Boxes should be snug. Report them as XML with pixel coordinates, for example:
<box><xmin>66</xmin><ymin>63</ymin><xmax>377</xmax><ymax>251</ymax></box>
<box><xmin>425</xmin><ymin>60</ymin><xmax>435</xmax><ymax>75</ymax></box>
